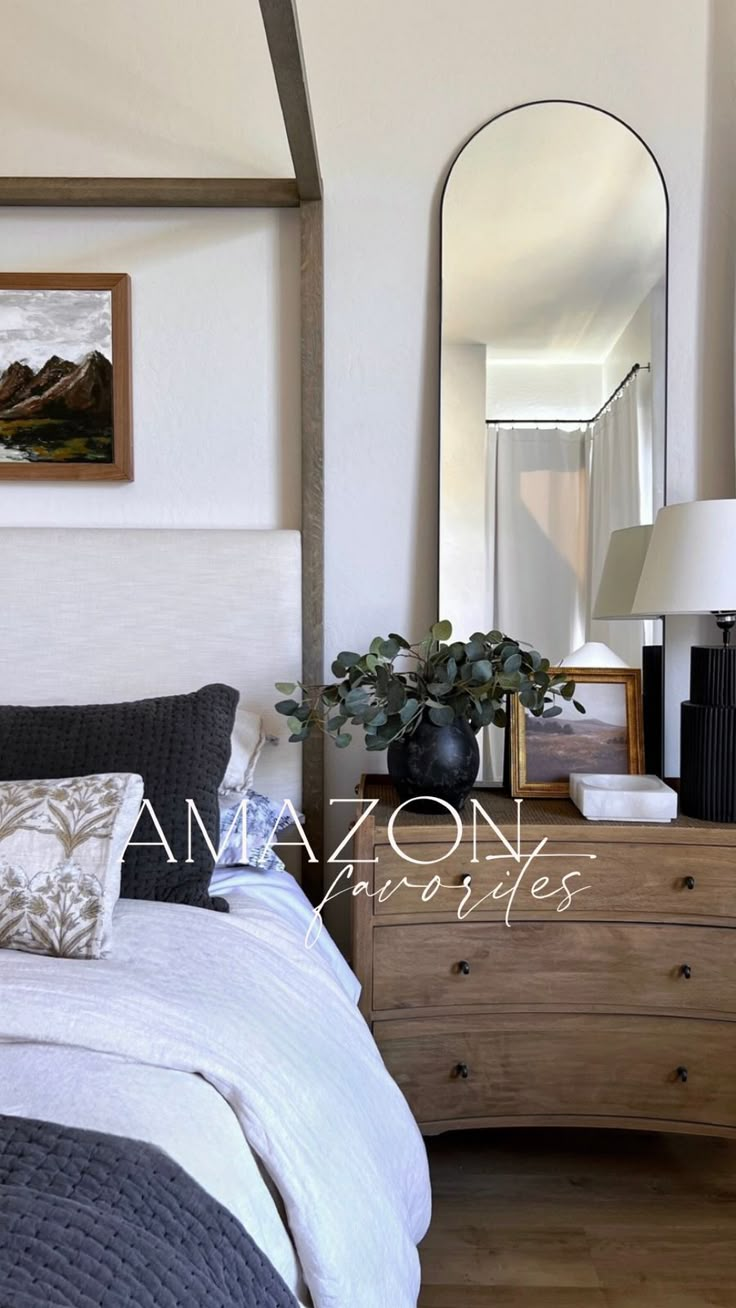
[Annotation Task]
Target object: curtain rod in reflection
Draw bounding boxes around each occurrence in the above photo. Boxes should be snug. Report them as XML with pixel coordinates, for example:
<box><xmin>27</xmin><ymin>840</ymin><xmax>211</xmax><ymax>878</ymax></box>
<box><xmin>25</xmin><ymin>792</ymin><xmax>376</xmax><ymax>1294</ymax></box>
<box><xmin>486</xmin><ymin>362</ymin><xmax>651</xmax><ymax>427</ymax></box>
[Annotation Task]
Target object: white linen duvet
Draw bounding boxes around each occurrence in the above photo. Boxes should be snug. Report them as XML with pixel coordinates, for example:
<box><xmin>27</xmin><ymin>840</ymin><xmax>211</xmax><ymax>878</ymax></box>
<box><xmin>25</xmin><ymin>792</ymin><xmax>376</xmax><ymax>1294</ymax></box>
<box><xmin>0</xmin><ymin>890</ymin><xmax>431</xmax><ymax>1308</ymax></box>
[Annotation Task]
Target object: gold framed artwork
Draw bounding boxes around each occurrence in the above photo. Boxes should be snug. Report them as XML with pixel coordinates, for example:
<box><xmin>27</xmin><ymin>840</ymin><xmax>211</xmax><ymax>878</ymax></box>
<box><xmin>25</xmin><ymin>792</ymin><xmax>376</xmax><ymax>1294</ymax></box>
<box><xmin>510</xmin><ymin>667</ymin><xmax>645</xmax><ymax>799</ymax></box>
<box><xmin>0</xmin><ymin>273</ymin><xmax>132</xmax><ymax>481</ymax></box>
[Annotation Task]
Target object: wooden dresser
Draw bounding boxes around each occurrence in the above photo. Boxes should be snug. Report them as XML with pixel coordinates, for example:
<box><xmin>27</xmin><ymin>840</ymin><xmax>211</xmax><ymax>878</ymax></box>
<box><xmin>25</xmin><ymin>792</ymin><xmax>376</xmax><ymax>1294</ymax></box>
<box><xmin>351</xmin><ymin>775</ymin><xmax>736</xmax><ymax>1137</ymax></box>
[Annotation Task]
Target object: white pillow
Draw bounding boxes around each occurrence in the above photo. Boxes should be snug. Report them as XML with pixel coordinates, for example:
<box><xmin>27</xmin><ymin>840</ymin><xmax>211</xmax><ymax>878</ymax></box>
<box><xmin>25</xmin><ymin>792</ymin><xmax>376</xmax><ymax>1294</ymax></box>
<box><xmin>220</xmin><ymin>707</ymin><xmax>265</xmax><ymax>795</ymax></box>
<box><xmin>0</xmin><ymin>773</ymin><xmax>143</xmax><ymax>959</ymax></box>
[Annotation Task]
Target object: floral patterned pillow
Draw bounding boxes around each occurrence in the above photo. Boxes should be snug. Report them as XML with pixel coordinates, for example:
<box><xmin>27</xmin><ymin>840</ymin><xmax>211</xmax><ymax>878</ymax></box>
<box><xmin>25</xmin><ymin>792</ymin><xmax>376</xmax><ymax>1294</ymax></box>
<box><xmin>217</xmin><ymin>790</ymin><xmax>303</xmax><ymax>873</ymax></box>
<box><xmin>0</xmin><ymin>773</ymin><xmax>143</xmax><ymax>960</ymax></box>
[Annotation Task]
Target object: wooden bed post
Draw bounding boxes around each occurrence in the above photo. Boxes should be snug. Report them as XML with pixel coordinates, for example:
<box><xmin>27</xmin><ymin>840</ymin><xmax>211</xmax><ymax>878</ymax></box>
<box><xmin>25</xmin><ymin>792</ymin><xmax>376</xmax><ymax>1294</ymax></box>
<box><xmin>259</xmin><ymin>0</ymin><xmax>325</xmax><ymax>900</ymax></box>
<box><xmin>299</xmin><ymin>199</ymin><xmax>325</xmax><ymax>900</ymax></box>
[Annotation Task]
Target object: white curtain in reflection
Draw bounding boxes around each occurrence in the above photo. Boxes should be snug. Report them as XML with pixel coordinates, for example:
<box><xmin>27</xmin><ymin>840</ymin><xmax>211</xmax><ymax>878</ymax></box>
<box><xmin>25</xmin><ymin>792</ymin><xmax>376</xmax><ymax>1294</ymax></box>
<box><xmin>493</xmin><ymin>426</ymin><xmax>589</xmax><ymax>661</ymax></box>
<box><xmin>587</xmin><ymin>376</ymin><xmax>655</xmax><ymax>664</ymax></box>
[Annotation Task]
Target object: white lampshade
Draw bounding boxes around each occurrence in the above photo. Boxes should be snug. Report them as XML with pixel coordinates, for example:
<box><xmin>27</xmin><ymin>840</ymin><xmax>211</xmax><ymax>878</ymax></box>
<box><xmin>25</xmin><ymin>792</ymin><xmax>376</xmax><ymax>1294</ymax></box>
<box><xmin>593</xmin><ymin>524</ymin><xmax>656</xmax><ymax>619</ymax></box>
<box><xmin>633</xmin><ymin>499</ymin><xmax>736</xmax><ymax>616</ymax></box>
<box><xmin>559</xmin><ymin>641</ymin><xmax>629</xmax><ymax>668</ymax></box>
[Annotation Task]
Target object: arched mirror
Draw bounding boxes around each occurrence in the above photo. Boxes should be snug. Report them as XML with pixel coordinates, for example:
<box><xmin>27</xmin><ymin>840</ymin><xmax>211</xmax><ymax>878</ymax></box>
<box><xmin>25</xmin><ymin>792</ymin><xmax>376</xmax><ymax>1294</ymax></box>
<box><xmin>439</xmin><ymin>100</ymin><xmax>667</xmax><ymax>784</ymax></box>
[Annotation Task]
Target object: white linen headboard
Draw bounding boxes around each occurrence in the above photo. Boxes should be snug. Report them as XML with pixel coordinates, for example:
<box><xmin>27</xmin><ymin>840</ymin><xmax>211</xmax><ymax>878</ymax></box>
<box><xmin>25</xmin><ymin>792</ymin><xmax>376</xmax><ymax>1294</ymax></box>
<box><xmin>0</xmin><ymin>528</ymin><xmax>301</xmax><ymax>811</ymax></box>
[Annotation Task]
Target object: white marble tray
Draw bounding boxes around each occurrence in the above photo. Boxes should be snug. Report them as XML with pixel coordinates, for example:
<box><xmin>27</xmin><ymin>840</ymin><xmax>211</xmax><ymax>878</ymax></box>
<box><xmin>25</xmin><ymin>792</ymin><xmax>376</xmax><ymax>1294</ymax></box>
<box><xmin>569</xmin><ymin>773</ymin><xmax>678</xmax><ymax>822</ymax></box>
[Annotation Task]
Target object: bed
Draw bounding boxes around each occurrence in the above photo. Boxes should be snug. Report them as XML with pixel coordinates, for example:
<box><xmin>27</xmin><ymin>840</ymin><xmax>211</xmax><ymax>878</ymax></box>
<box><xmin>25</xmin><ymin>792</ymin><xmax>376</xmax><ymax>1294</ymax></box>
<box><xmin>0</xmin><ymin>528</ymin><xmax>431</xmax><ymax>1308</ymax></box>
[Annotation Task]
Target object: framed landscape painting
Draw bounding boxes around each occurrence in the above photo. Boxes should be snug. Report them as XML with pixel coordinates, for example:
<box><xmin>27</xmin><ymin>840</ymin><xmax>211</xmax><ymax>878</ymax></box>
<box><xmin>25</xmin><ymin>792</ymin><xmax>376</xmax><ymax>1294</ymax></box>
<box><xmin>0</xmin><ymin>273</ymin><xmax>132</xmax><ymax>480</ymax></box>
<box><xmin>510</xmin><ymin>667</ymin><xmax>645</xmax><ymax>798</ymax></box>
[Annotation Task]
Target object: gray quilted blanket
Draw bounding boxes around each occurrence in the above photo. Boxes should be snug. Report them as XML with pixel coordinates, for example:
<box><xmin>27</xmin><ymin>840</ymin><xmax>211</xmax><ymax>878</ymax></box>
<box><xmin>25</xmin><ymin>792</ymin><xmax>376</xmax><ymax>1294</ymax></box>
<box><xmin>0</xmin><ymin>1114</ymin><xmax>299</xmax><ymax>1307</ymax></box>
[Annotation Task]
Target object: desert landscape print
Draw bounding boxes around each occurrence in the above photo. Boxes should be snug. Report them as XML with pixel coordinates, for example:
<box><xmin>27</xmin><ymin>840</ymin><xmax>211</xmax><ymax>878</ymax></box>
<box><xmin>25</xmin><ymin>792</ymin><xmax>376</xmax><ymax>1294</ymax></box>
<box><xmin>524</xmin><ymin>711</ymin><xmax>629</xmax><ymax>782</ymax></box>
<box><xmin>0</xmin><ymin>287</ymin><xmax>113</xmax><ymax>463</ymax></box>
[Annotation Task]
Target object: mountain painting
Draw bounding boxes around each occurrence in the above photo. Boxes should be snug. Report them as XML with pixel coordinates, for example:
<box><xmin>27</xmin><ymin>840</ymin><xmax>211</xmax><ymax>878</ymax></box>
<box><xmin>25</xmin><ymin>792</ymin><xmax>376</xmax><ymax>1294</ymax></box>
<box><xmin>0</xmin><ymin>274</ymin><xmax>132</xmax><ymax>481</ymax></box>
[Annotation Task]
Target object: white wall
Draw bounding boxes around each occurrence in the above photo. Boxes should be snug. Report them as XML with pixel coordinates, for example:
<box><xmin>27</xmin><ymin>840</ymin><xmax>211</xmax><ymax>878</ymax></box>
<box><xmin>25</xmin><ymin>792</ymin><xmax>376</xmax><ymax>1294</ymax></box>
<box><xmin>486</xmin><ymin>362</ymin><xmax>603</xmax><ymax>421</ymax></box>
<box><xmin>0</xmin><ymin>211</ymin><xmax>300</xmax><ymax>529</ymax></box>
<box><xmin>602</xmin><ymin>296</ymin><xmax>652</xmax><ymax>399</ymax></box>
<box><xmin>299</xmin><ymin>0</ymin><xmax>736</xmax><ymax>937</ymax></box>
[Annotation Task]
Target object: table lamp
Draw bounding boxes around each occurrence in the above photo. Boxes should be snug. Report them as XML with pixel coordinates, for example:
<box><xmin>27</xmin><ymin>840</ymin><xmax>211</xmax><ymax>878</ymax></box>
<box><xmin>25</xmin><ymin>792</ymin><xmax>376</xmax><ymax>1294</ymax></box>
<box><xmin>593</xmin><ymin>524</ymin><xmax>662</xmax><ymax>776</ymax></box>
<box><xmin>633</xmin><ymin>499</ymin><xmax>736</xmax><ymax>821</ymax></box>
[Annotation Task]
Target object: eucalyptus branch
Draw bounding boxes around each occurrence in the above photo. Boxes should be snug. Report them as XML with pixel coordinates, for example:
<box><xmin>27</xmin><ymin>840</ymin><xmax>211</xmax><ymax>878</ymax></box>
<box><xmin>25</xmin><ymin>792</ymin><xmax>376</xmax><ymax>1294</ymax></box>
<box><xmin>275</xmin><ymin>620</ymin><xmax>583</xmax><ymax>751</ymax></box>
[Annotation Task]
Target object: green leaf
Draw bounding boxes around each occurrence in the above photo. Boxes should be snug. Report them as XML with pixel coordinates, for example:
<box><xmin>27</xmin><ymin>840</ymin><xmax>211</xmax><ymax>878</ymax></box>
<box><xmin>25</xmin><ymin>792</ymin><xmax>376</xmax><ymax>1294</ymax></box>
<box><xmin>275</xmin><ymin>698</ymin><xmax>299</xmax><ymax>715</ymax></box>
<box><xmin>345</xmin><ymin>690</ymin><xmax>371</xmax><ymax>713</ymax></box>
<box><xmin>399</xmin><ymin>697</ymin><xmax>420</xmax><ymax>723</ymax></box>
<box><xmin>275</xmin><ymin>681</ymin><xmax>296</xmax><ymax>695</ymax></box>
<box><xmin>431</xmin><ymin>619</ymin><xmax>453</xmax><ymax>641</ymax></box>
<box><xmin>542</xmin><ymin>705</ymin><xmax>562</xmax><ymax>718</ymax></box>
<box><xmin>450</xmin><ymin>641</ymin><xmax>467</xmax><ymax>662</ymax></box>
<box><xmin>386</xmin><ymin>681</ymin><xmax>406</xmax><ymax>713</ymax></box>
<box><xmin>379</xmin><ymin>637</ymin><xmax>400</xmax><ymax>659</ymax></box>
<box><xmin>288</xmin><ymin>730</ymin><xmax>309</xmax><ymax>743</ymax></box>
<box><xmin>287</xmin><ymin>715</ymin><xmax>304</xmax><ymax>734</ymax></box>
<box><xmin>427</xmin><ymin>681</ymin><xmax>449</xmax><ymax>696</ymax></box>
<box><xmin>335</xmin><ymin>733</ymin><xmax>352</xmax><ymax>748</ymax></box>
<box><xmin>331</xmin><ymin>659</ymin><xmax>347</xmax><ymax>678</ymax></box>
<box><xmin>388</xmin><ymin>632</ymin><xmax>411</xmax><ymax>649</ymax></box>
<box><xmin>471</xmin><ymin>659</ymin><xmax>494</xmax><ymax>683</ymax></box>
<box><xmin>373</xmin><ymin>662</ymin><xmax>388</xmax><ymax>690</ymax></box>
<box><xmin>465</xmin><ymin>639</ymin><xmax>484</xmax><ymax>661</ymax></box>
<box><xmin>365</xmin><ymin>707</ymin><xmax>388</xmax><ymax>727</ymax></box>
<box><xmin>337</xmin><ymin>651</ymin><xmax>361</xmax><ymax>668</ymax></box>
<box><xmin>560</xmin><ymin>680</ymin><xmax>576</xmax><ymax>700</ymax></box>
<box><xmin>573</xmin><ymin>700</ymin><xmax>587</xmax><ymax>714</ymax></box>
<box><xmin>365</xmin><ymin>735</ymin><xmax>389</xmax><ymax>751</ymax></box>
<box><xmin>503</xmin><ymin>651</ymin><xmax>522</xmax><ymax>673</ymax></box>
<box><xmin>429</xmin><ymin>704</ymin><xmax>455</xmax><ymax>726</ymax></box>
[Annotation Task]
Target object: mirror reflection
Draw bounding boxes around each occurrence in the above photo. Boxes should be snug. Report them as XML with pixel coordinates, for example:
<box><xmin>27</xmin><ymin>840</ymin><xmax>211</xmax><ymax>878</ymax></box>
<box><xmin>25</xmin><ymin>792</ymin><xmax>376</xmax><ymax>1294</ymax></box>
<box><xmin>439</xmin><ymin>101</ymin><xmax>667</xmax><ymax>782</ymax></box>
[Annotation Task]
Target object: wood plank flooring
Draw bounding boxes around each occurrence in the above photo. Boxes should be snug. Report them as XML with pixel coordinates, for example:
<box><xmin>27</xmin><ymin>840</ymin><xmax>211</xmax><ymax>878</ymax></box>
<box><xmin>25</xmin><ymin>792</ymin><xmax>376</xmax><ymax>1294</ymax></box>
<box><xmin>418</xmin><ymin>1128</ymin><xmax>736</xmax><ymax>1306</ymax></box>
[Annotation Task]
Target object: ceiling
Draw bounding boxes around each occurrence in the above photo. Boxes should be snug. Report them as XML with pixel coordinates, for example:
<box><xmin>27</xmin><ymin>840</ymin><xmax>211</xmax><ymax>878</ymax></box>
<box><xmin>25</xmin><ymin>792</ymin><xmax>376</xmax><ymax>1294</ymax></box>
<box><xmin>0</xmin><ymin>0</ymin><xmax>292</xmax><ymax>177</ymax></box>
<box><xmin>442</xmin><ymin>102</ymin><xmax>667</xmax><ymax>362</ymax></box>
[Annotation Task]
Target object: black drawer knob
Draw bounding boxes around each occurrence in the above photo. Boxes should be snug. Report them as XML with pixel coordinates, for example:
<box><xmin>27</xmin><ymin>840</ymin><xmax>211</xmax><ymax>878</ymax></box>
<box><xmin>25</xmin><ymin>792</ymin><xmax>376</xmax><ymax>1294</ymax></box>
<box><xmin>458</xmin><ymin>960</ymin><xmax>471</xmax><ymax>976</ymax></box>
<box><xmin>681</xmin><ymin>964</ymin><xmax>692</xmax><ymax>979</ymax></box>
<box><xmin>684</xmin><ymin>876</ymin><xmax>696</xmax><ymax>890</ymax></box>
<box><xmin>453</xmin><ymin>1062</ymin><xmax>470</xmax><ymax>1079</ymax></box>
<box><xmin>676</xmin><ymin>1065</ymin><xmax>689</xmax><ymax>1083</ymax></box>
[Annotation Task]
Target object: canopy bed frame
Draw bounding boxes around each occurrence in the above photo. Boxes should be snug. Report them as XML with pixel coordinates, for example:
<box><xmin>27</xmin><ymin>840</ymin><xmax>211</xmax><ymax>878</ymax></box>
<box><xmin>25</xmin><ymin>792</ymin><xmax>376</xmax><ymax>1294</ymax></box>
<box><xmin>0</xmin><ymin>0</ymin><xmax>325</xmax><ymax>901</ymax></box>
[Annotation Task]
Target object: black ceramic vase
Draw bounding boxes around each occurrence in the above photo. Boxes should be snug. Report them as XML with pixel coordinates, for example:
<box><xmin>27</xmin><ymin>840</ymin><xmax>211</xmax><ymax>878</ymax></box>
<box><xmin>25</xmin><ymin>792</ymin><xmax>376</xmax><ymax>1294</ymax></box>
<box><xmin>387</xmin><ymin>716</ymin><xmax>480</xmax><ymax>813</ymax></box>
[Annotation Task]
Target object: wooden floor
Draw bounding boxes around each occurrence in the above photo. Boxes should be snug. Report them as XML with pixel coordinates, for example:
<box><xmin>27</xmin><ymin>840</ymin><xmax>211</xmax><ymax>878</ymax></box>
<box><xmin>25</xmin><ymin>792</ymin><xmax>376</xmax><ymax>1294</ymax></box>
<box><xmin>418</xmin><ymin>1128</ymin><xmax>736</xmax><ymax>1307</ymax></box>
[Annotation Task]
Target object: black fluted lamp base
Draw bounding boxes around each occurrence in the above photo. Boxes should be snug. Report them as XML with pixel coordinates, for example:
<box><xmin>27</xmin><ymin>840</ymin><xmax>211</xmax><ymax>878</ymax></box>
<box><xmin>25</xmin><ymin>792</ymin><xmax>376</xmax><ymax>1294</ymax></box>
<box><xmin>680</xmin><ymin>645</ymin><xmax>736</xmax><ymax>822</ymax></box>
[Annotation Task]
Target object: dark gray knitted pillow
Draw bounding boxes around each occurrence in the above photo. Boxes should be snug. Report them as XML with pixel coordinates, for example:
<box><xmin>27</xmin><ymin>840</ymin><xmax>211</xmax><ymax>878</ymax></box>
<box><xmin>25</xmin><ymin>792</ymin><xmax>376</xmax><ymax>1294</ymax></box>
<box><xmin>0</xmin><ymin>684</ymin><xmax>239</xmax><ymax>911</ymax></box>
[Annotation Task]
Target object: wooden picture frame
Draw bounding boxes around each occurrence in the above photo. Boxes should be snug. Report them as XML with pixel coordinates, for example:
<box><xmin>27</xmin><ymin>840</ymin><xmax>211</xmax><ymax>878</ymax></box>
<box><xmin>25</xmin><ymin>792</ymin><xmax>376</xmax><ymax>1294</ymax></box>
<box><xmin>510</xmin><ymin>667</ymin><xmax>645</xmax><ymax>799</ymax></box>
<box><xmin>0</xmin><ymin>273</ymin><xmax>132</xmax><ymax>481</ymax></box>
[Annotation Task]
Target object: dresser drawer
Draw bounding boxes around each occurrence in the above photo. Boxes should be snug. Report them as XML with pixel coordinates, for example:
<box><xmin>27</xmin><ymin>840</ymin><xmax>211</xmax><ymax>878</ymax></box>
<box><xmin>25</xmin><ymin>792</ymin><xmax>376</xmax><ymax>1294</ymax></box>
<box><xmin>372</xmin><ymin>921</ymin><xmax>736</xmax><ymax>1015</ymax></box>
<box><xmin>371</xmin><ymin>841</ymin><xmax>736</xmax><ymax>921</ymax></box>
<box><xmin>375</xmin><ymin>1013</ymin><xmax>736</xmax><ymax>1130</ymax></box>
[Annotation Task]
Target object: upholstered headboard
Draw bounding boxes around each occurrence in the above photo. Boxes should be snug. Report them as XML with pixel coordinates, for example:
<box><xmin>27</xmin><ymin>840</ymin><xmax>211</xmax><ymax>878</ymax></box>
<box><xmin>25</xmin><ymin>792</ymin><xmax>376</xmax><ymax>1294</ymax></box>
<box><xmin>0</xmin><ymin>528</ymin><xmax>302</xmax><ymax>811</ymax></box>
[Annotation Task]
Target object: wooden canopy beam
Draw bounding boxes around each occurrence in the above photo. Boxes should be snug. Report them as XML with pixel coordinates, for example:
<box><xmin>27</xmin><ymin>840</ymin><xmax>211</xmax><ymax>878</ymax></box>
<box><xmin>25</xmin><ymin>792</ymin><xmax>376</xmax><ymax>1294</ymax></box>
<box><xmin>0</xmin><ymin>177</ymin><xmax>299</xmax><ymax>208</ymax></box>
<box><xmin>258</xmin><ymin>0</ymin><xmax>322</xmax><ymax>201</ymax></box>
